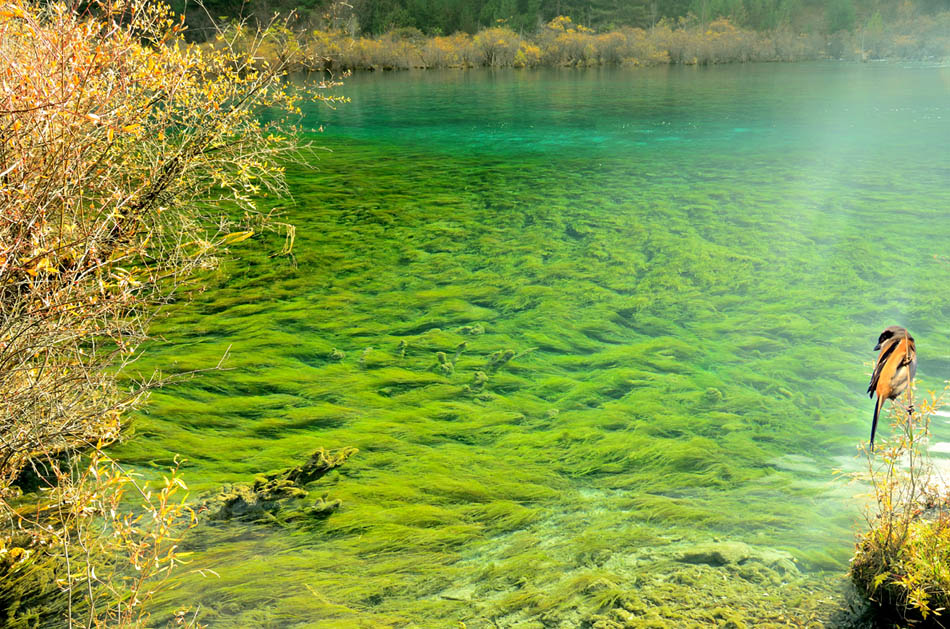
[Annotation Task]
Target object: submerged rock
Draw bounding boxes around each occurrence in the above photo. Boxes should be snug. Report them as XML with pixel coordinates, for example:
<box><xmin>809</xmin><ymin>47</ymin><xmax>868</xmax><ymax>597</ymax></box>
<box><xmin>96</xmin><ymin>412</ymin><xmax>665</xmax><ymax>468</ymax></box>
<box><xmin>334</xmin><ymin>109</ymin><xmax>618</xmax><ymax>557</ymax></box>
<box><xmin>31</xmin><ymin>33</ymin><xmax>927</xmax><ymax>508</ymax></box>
<box><xmin>434</xmin><ymin>351</ymin><xmax>453</xmax><ymax>375</ymax></box>
<box><xmin>487</xmin><ymin>349</ymin><xmax>516</xmax><ymax>372</ymax></box>
<box><xmin>459</xmin><ymin>323</ymin><xmax>485</xmax><ymax>335</ymax></box>
<box><xmin>585</xmin><ymin>547</ymin><xmax>852</xmax><ymax>629</ymax></box>
<box><xmin>452</xmin><ymin>342</ymin><xmax>467</xmax><ymax>366</ymax></box>
<box><xmin>677</xmin><ymin>541</ymin><xmax>798</xmax><ymax>576</ymax></box>
<box><xmin>204</xmin><ymin>447</ymin><xmax>356</xmax><ymax>522</ymax></box>
<box><xmin>359</xmin><ymin>347</ymin><xmax>373</xmax><ymax>369</ymax></box>
<box><xmin>465</xmin><ymin>371</ymin><xmax>489</xmax><ymax>394</ymax></box>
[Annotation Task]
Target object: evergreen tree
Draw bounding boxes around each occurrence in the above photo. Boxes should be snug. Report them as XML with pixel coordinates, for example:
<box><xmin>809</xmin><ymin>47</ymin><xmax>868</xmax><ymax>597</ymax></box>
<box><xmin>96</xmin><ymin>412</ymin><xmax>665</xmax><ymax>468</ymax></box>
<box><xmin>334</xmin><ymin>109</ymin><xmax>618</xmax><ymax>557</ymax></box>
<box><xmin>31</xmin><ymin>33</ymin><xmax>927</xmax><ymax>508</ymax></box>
<box><xmin>826</xmin><ymin>0</ymin><xmax>856</xmax><ymax>32</ymax></box>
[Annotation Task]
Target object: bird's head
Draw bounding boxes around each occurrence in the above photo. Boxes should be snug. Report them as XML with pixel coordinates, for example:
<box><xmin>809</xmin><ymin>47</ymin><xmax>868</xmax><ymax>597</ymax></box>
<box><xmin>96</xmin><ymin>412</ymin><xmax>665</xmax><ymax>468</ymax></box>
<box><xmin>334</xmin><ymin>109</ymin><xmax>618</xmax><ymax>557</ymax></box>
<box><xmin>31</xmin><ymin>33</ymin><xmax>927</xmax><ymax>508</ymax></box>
<box><xmin>875</xmin><ymin>325</ymin><xmax>910</xmax><ymax>351</ymax></box>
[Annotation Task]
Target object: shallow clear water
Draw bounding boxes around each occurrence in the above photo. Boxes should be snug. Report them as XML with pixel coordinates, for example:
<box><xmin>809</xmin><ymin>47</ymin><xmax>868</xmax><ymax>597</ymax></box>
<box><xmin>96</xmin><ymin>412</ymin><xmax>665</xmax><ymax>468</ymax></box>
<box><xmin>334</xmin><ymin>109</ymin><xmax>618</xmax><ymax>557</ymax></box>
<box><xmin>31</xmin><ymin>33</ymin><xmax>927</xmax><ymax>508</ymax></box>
<box><xmin>117</xmin><ymin>63</ymin><xmax>950</xmax><ymax>626</ymax></box>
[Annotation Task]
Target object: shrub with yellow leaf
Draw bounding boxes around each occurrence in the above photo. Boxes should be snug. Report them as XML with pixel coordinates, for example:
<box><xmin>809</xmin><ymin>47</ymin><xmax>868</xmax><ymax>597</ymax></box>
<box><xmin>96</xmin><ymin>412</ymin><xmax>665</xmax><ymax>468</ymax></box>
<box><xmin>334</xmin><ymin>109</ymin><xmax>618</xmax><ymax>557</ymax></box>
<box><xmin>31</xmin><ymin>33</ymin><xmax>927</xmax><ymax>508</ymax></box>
<box><xmin>850</xmin><ymin>386</ymin><xmax>950</xmax><ymax>623</ymax></box>
<box><xmin>422</xmin><ymin>33</ymin><xmax>476</xmax><ymax>68</ymax></box>
<box><xmin>473</xmin><ymin>27</ymin><xmax>523</xmax><ymax>67</ymax></box>
<box><xmin>0</xmin><ymin>0</ymin><xmax>325</xmax><ymax>624</ymax></box>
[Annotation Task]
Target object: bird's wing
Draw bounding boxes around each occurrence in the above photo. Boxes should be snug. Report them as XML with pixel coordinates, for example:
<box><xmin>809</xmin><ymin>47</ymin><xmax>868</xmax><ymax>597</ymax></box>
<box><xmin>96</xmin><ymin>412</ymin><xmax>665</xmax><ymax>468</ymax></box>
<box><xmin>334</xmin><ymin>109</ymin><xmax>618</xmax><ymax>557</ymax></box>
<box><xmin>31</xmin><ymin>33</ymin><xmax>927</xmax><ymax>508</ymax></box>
<box><xmin>868</xmin><ymin>338</ymin><xmax>899</xmax><ymax>397</ymax></box>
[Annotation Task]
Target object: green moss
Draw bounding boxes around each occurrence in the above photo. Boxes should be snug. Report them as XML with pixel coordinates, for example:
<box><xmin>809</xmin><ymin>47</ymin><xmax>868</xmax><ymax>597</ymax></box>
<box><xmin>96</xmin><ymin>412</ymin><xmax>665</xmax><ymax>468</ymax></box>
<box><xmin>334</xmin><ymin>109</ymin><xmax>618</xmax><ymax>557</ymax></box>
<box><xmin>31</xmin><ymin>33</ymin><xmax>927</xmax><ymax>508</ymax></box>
<box><xmin>102</xmin><ymin>66</ymin><xmax>950</xmax><ymax>626</ymax></box>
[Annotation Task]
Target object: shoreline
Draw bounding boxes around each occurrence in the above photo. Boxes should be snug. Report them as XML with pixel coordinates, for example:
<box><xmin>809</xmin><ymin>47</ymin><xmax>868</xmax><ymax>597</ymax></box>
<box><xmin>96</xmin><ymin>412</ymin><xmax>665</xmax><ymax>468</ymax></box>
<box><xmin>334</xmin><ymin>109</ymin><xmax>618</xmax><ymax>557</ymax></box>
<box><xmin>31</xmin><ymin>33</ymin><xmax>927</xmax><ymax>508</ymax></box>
<box><xmin>209</xmin><ymin>13</ymin><xmax>950</xmax><ymax>74</ymax></box>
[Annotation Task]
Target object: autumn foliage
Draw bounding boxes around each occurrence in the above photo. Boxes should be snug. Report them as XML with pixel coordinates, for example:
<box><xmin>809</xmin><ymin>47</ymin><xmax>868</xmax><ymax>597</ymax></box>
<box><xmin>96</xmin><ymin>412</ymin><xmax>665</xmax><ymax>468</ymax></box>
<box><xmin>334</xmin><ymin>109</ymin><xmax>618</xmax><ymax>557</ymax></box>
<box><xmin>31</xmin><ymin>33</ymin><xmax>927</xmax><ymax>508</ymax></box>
<box><xmin>243</xmin><ymin>14</ymin><xmax>826</xmax><ymax>71</ymax></box>
<box><xmin>230</xmin><ymin>7</ymin><xmax>950</xmax><ymax>73</ymax></box>
<box><xmin>851</xmin><ymin>387</ymin><xmax>950</xmax><ymax>622</ymax></box>
<box><xmin>0</xmin><ymin>0</ymin><xmax>323</xmax><ymax>624</ymax></box>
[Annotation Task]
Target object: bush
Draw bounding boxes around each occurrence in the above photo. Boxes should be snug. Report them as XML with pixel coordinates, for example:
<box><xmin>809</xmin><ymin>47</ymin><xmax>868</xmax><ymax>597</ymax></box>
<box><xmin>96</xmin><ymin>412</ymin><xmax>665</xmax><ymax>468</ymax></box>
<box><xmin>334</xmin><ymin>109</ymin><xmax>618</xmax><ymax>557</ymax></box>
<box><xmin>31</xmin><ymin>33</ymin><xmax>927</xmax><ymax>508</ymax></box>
<box><xmin>851</xmin><ymin>386</ymin><xmax>950</xmax><ymax>622</ymax></box>
<box><xmin>513</xmin><ymin>42</ymin><xmax>542</xmax><ymax>68</ymax></box>
<box><xmin>0</xmin><ymin>0</ymin><xmax>330</xmax><ymax>623</ymax></box>
<box><xmin>538</xmin><ymin>15</ymin><xmax>596</xmax><ymax>66</ymax></box>
<box><xmin>593</xmin><ymin>31</ymin><xmax>628</xmax><ymax>65</ymax></box>
<box><xmin>473</xmin><ymin>27</ymin><xmax>523</xmax><ymax>66</ymax></box>
<box><xmin>422</xmin><ymin>33</ymin><xmax>476</xmax><ymax>67</ymax></box>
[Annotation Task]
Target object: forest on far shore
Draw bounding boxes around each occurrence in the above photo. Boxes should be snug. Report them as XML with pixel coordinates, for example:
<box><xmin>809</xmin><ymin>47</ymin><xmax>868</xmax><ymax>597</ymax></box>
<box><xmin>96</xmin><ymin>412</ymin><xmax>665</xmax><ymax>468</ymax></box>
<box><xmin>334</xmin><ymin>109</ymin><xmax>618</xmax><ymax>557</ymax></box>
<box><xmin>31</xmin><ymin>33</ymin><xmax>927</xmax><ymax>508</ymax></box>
<box><xmin>175</xmin><ymin>0</ymin><xmax>950</xmax><ymax>39</ymax></box>
<box><xmin>191</xmin><ymin>0</ymin><xmax>950</xmax><ymax>72</ymax></box>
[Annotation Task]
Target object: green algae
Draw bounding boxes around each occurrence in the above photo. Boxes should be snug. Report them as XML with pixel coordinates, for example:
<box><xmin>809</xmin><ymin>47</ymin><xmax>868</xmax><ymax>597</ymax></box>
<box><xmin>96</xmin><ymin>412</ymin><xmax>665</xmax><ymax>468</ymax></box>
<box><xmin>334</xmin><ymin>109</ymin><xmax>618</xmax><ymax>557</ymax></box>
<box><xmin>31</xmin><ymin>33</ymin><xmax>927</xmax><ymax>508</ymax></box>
<box><xmin>105</xmin><ymin>64</ymin><xmax>950</xmax><ymax>626</ymax></box>
<box><xmin>0</xmin><ymin>555</ymin><xmax>67</xmax><ymax>629</ymax></box>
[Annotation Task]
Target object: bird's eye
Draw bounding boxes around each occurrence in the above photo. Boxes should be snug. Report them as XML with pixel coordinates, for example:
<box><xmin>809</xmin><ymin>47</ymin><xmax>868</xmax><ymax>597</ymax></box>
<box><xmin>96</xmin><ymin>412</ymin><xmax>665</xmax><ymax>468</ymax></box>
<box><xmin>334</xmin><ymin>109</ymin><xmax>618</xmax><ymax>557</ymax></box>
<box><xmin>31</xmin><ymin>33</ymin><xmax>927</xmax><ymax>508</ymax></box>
<box><xmin>878</xmin><ymin>331</ymin><xmax>893</xmax><ymax>344</ymax></box>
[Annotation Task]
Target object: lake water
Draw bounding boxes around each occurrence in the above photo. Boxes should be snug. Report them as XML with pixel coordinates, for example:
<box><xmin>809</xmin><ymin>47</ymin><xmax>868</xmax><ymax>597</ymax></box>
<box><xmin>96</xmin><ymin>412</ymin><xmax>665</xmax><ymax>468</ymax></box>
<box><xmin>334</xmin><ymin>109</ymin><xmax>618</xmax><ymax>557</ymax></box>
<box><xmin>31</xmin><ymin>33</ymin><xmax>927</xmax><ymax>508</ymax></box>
<box><xmin>118</xmin><ymin>63</ymin><xmax>950</xmax><ymax>627</ymax></box>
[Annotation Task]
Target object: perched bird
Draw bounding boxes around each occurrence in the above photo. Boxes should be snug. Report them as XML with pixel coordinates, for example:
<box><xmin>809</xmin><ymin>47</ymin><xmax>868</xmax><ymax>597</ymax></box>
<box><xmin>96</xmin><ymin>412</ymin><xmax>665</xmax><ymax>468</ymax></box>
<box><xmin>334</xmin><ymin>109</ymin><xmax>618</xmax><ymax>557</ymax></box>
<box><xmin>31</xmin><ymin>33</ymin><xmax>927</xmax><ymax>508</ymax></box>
<box><xmin>866</xmin><ymin>325</ymin><xmax>917</xmax><ymax>451</ymax></box>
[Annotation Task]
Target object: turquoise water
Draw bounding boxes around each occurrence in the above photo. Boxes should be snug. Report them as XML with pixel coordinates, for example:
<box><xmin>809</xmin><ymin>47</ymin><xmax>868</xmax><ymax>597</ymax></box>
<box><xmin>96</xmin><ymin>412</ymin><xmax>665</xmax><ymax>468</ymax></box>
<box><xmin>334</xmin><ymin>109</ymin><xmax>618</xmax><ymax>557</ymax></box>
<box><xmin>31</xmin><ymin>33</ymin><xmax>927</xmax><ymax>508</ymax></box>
<box><xmin>118</xmin><ymin>63</ymin><xmax>950</xmax><ymax>626</ymax></box>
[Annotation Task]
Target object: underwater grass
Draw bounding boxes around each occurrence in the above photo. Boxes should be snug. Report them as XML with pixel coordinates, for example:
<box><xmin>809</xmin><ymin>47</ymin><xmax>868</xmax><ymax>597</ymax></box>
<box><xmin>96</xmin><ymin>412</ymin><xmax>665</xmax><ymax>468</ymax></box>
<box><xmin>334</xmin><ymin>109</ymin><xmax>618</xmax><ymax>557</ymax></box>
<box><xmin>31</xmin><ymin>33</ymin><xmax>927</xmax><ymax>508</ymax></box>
<box><xmin>110</xmin><ymin>65</ymin><xmax>950</xmax><ymax>626</ymax></box>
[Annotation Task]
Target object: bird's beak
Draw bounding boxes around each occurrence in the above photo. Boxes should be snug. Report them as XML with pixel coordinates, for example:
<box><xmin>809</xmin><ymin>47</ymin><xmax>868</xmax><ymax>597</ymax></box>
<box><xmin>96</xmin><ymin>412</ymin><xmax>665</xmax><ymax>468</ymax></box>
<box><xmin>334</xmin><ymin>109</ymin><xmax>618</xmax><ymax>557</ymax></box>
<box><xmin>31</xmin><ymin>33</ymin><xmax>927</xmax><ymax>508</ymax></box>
<box><xmin>874</xmin><ymin>342</ymin><xmax>881</xmax><ymax>351</ymax></box>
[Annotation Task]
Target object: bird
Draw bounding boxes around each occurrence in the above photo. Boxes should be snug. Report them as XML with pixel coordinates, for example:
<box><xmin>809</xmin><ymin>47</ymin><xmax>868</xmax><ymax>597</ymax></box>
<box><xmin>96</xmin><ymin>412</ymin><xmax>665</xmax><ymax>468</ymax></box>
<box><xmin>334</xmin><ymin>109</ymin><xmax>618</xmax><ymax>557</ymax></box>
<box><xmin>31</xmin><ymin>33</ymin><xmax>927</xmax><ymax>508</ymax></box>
<box><xmin>866</xmin><ymin>325</ymin><xmax>917</xmax><ymax>452</ymax></box>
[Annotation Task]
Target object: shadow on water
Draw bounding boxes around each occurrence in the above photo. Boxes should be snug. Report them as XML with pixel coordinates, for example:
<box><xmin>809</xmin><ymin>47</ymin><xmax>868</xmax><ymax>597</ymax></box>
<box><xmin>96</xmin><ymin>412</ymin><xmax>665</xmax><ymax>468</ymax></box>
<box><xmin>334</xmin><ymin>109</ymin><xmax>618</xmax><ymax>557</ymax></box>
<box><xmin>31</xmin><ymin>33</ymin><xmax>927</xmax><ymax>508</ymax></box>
<box><xmin>113</xmin><ymin>63</ymin><xmax>950</xmax><ymax>627</ymax></box>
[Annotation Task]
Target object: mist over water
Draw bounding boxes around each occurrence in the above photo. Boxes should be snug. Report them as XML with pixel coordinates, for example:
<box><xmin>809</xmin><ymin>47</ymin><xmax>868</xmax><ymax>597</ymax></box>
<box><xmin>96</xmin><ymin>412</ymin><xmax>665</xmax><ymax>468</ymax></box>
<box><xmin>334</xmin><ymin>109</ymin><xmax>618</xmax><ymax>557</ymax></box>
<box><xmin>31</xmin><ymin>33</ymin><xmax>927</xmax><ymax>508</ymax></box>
<box><xmin>118</xmin><ymin>63</ymin><xmax>950</xmax><ymax>626</ymax></box>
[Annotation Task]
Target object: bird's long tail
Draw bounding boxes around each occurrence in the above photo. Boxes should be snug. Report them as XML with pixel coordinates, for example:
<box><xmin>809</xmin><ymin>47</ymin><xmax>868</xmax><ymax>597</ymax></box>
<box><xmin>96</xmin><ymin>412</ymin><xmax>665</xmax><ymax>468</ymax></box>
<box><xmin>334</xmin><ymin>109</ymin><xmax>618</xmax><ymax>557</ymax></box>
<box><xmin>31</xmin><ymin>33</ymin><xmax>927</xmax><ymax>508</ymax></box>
<box><xmin>870</xmin><ymin>397</ymin><xmax>883</xmax><ymax>452</ymax></box>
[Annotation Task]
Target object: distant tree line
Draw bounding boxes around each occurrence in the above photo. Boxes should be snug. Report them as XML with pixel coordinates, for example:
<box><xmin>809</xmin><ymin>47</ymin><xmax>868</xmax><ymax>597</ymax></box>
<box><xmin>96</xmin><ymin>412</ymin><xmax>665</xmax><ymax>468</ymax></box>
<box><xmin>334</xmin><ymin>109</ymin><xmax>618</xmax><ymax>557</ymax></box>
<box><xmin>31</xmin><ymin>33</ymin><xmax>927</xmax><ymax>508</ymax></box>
<box><xmin>175</xmin><ymin>0</ymin><xmax>950</xmax><ymax>39</ymax></box>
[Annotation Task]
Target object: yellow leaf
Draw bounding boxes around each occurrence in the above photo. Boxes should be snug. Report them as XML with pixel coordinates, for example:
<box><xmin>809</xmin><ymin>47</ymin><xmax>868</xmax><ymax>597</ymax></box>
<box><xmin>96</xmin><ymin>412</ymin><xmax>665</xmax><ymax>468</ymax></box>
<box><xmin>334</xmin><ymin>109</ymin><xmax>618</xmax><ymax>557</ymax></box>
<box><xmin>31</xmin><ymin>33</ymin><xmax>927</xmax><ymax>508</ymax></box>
<box><xmin>223</xmin><ymin>230</ymin><xmax>254</xmax><ymax>244</ymax></box>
